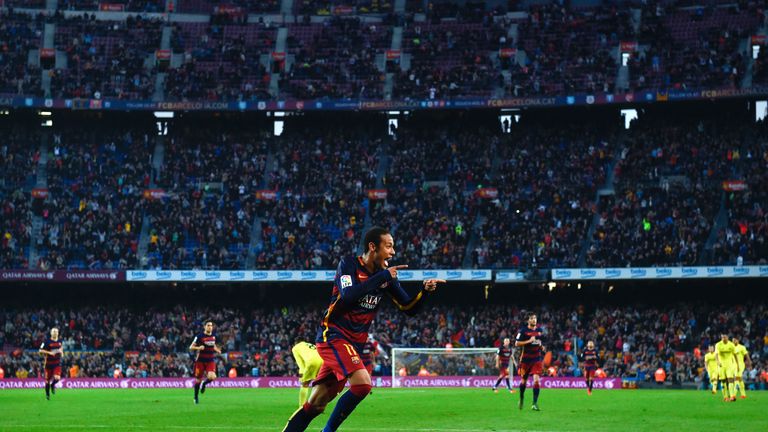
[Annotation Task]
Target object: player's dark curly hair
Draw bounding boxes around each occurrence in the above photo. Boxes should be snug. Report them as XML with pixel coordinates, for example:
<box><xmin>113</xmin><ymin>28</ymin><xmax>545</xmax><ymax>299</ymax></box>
<box><xmin>363</xmin><ymin>226</ymin><xmax>390</xmax><ymax>253</ymax></box>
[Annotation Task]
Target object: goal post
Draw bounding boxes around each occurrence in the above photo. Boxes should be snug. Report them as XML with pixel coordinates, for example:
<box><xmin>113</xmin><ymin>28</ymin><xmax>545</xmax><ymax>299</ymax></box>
<box><xmin>391</xmin><ymin>347</ymin><xmax>500</xmax><ymax>388</ymax></box>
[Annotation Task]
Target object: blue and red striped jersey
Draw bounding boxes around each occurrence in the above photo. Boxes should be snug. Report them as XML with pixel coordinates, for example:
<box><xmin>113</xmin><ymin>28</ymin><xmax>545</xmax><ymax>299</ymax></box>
<box><xmin>580</xmin><ymin>349</ymin><xmax>598</xmax><ymax>368</ymax></box>
<box><xmin>316</xmin><ymin>256</ymin><xmax>427</xmax><ymax>346</ymax></box>
<box><xmin>516</xmin><ymin>326</ymin><xmax>544</xmax><ymax>363</ymax></box>
<box><xmin>497</xmin><ymin>346</ymin><xmax>513</xmax><ymax>366</ymax></box>
<box><xmin>192</xmin><ymin>333</ymin><xmax>217</xmax><ymax>363</ymax></box>
<box><xmin>40</xmin><ymin>339</ymin><xmax>62</xmax><ymax>368</ymax></box>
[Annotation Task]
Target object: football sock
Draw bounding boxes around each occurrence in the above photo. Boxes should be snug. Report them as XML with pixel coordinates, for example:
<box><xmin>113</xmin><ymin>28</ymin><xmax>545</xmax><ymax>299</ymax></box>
<box><xmin>737</xmin><ymin>380</ymin><xmax>747</xmax><ymax>397</ymax></box>
<box><xmin>728</xmin><ymin>382</ymin><xmax>735</xmax><ymax>398</ymax></box>
<box><xmin>505</xmin><ymin>378</ymin><xmax>511</xmax><ymax>390</ymax></box>
<box><xmin>283</xmin><ymin>402</ymin><xmax>324</xmax><ymax>432</ymax></box>
<box><xmin>494</xmin><ymin>377</ymin><xmax>503</xmax><ymax>389</ymax></box>
<box><xmin>533</xmin><ymin>382</ymin><xmax>540</xmax><ymax>404</ymax></box>
<box><xmin>45</xmin><ymin>383</ymin><xmax>50</xmax><ymax>398</ymax></box>
<box><xmin>194</xmin><ymin>382</ymin><xmax>200</xmax><ymax>399</ymax></box>
<box><xmin>322</xmin><ymin>384</ymin><xmax>372</xmax><ymax>432</ymax></box>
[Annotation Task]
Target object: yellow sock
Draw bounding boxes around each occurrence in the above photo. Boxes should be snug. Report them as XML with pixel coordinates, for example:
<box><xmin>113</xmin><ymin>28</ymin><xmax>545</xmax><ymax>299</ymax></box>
<box><xmin>299</xmin><ymin>386</ymin><xmax>310</xmax><ymax>407</ymax></box>
<box><xmin>721</xmin><ymin>381</ymin><xmax>729</xmax><ymax>398</ymax></box>
<box><xmin>711</xmin><ymin>381</ymin><xmax>717</xmax><ymax>392</ymax></box>
<box><xmin>728</xmin><ymin>382</ymin><xmax>735</xmax><ymax>398</ymax></box>
<box><xmin>737</xmin><ymin>380</ymin><xmax>747</xmax><ymax>397</ymax></box>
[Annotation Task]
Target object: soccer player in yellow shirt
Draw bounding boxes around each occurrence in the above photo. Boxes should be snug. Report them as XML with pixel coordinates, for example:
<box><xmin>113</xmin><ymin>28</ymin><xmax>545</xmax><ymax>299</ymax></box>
<box><xmin>732</xmin><ymin>337</ymin><xmax>751</xmax><ymax>399</ymax></box>
<box><xmin>715</xmin><ymin>334</ymin><xmax>737</xmax><ymax>402</ymax></box>
<box><xmin>703</xmin><ymin>345</ymin><xmax>718</xmax><ymax>394</ymax></box>
<box><xmin>292</xmin><ymin>340</ymin><xmax>323</xmax><ymax>407</ymax></box>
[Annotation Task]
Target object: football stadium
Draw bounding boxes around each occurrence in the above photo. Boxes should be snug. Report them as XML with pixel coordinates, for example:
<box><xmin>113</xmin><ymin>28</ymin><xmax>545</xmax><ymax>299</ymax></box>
<box><xmin>1</xmin><ymin>0</ymin><xmax>767</xmax><ymax>431</ymax></box>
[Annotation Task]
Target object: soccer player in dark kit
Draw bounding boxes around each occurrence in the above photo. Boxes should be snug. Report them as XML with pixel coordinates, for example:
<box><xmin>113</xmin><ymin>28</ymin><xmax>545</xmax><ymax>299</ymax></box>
<box><xmin>515</xmin><ymin>313</ymin><xmax>545</xmax><ymax>411</ymax></box>
<box><xmin>580</xmin><ymin>340</ymin><xmax>599</xmax><ymax>395</ymax></box>
<box><xmin>282</xmin><ymin>226</ymin><xmax>445</xmax><ymax>432</ymax></box>
<box><xmin>492</xmin><ymin>337</ymin><xmax>515</xmax><ymax>393</ymax></box>
<box><xmin>190</xmin><ymin>320</ymin><xmax>221</xmax><ymax>404</ymax></box>
<box><xmin>39</xmin><ymin>327</ymin><xmax>63</xmax><ymax>400</ymax></box>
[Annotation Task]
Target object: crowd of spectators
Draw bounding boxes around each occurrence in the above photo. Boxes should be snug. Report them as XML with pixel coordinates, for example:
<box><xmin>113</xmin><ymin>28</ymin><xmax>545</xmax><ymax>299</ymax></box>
<box><xmin>296</xmin><ymin>0</ymin><xmax>392</xmax><ymax>16</ymax></box>
<box><xmin>2</xmin><ymin>301</ymin><xmax>767</xmax><ymax>387</ymax></box>
<box><xmin>167</xmin><ymin>23</ymin><xmax>274</xmax><ymax>102</ymax></box>
<box><xmin>0</xmin><ymin>11</ymin><xmax>43</xmax><ymax>97</ymax></box>
<box><xmin>394</xmin><ymin>15</ymin><xmax>508</xmax><ymax>99</ymax></box>
<box><xmin>145</xmin><ymin>127</ymin><xmax>263</xmax><ymax>269</ymax></box>
<box><xmin>512</xmin><ymin>4</ymin><xmax>630</xmax><ymax>96</ymax></box>
<box><xmin>0</xmin><ymin>129</ymin><xmax>38</xmax><ymax>269</ymax></box>
<box><xmin>371</xmin><ymin>121</ymin><xmax>489</xmax><ymax>268</ymax></box>
<box><xmin>37</xmin><ymin>127</ymin><xmax>153</xmax><ymax>269</ymax></box>
<box><xmin>250</xmin><ymin>126</ymin><xmax>379</xmax><ymax>269</ymax></box>
<box><xmin>283</xmin><ymin>18</ymin><xmax>389</xmax><ymax>100</ymax></box>
<box><xmin>3</xmin><ymin>2</ymin><xmax>768</xmax><ymax>101</ymax></box>
<box><xmin>51</xmin><ymin>15</ymin><xmax>162</xmax><ymax>100</ymax></box>
<box><xmin>586</xmin><ymin>116</ymin><xmax>757</xmax><ymax>267</ymax></box>
<box><xmin>712</xmin><ymin>120</ymin><xmax>768</xmax><ymax>265</ymax></box>
<box><xmin>630</xmin><ymin>2</ymin><xmax>762</xmax><ymax>92</ymax></box>
<box><xmin>472</xmin><ymin>121</ymin><xmax>614</xmax><ymax>269</ymax></box>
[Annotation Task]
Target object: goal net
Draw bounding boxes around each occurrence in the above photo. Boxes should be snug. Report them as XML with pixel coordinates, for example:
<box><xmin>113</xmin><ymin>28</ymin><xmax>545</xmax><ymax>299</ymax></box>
<box><xmin>391</xmin><ymin>348</ymin><xmax>500</xmax><ymax>388</ymax></box>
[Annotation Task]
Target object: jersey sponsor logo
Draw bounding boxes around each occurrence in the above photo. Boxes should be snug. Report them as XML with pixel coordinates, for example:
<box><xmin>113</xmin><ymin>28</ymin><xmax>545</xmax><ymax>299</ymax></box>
<box><xmin>340</xmin><ymin>275</ymin><xmax>353</xmax><ymax>289</ymax></box>
<box><xmin>359</xmin><ymin>294</ymin><xmax>381</xmax><ymax>310</ymax></box>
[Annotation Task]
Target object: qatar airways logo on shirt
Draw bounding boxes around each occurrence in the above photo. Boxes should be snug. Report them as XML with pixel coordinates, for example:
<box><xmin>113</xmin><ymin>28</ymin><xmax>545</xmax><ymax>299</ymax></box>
<box><xmin>359</xmin><ymin>294</ymin><xmax>381</xmax><ymax>310</ymax></box>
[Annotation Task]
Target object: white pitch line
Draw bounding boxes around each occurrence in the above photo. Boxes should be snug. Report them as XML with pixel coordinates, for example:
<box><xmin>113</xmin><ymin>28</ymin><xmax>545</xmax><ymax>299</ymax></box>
<box><xmin>0</xmin><ymin>426</ymin><xmax>566</xmax><ymax>432</ymax></box>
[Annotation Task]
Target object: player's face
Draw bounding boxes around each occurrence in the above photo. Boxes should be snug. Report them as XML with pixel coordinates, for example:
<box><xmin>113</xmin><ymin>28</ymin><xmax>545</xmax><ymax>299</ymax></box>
<box><xmin>587</xmin><ymin>342</ymin><xmax>594</xmax><ymax>350</ymax></box>
<box><xmin>528</xmin><ymin>315</ymin><xmax>537</xmax><ymax>327</ymax></box>
<box><xmin>204</xmin><ymin>322</ymin><xmax>214</xmax><ymax>334</ymax></box>
<box><xmin>721</xmin><ymin>334</ymin><xmax>728</xmax><ymax>342</ymax></box>
<box><xmin>708</xmin><ymin>346</ymin><xmax>715</xmax><ymax>352</ymax></box>
<box><xmin>503</xmin><ymin>338</ymin><xmax>510</xmax><ymax>347</ymax></box>
<box><xmin>51</xmin><ymin>328</ymin><xmax>59</xmax><ymax>339</ymax></box>
<box><xmin>373</xmin><ymin>234</ymin><xmax>395</xmax><ymax>267</ymax></box>
<box><xmin>733</xmin><ymin>338</ymin><xmax>739</xmax><ymax>345</ymax></box>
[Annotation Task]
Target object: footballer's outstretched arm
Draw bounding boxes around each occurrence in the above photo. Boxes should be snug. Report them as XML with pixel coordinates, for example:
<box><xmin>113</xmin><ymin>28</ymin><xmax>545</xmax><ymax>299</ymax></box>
<box><xmin>336</xmin><ymin>257</ymin><xmax>397</xmax><ymax>304</ymax></box>
<box><xmin>388</xmin><ymin>278</ymin><xmax>445</xmax><ymax>313</ymax></box>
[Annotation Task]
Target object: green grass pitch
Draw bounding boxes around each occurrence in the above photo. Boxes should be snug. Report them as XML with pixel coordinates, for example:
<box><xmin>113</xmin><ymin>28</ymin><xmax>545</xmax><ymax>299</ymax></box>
<box><xmin>0</xmin><ymin>388</ymin><xmax>764</xmax><ymax>431</ymax></box>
